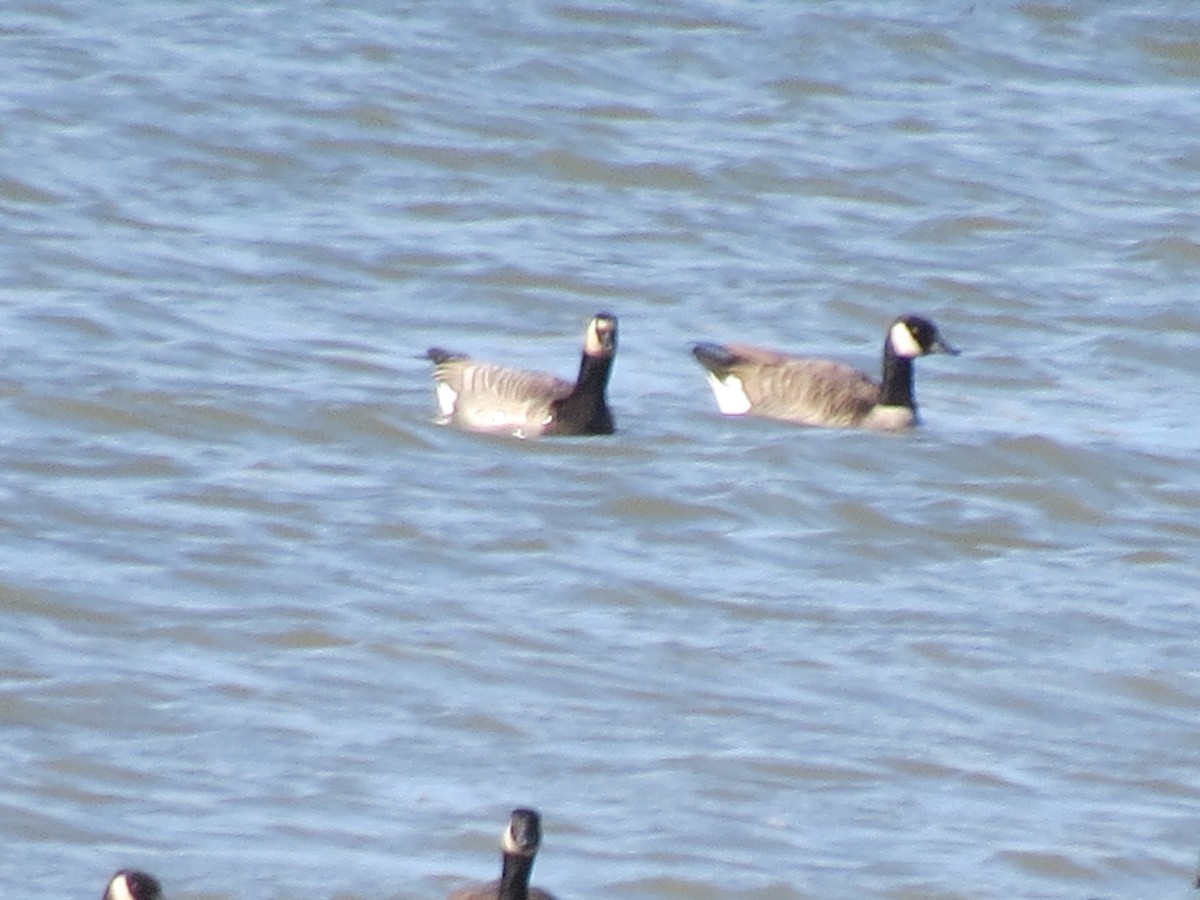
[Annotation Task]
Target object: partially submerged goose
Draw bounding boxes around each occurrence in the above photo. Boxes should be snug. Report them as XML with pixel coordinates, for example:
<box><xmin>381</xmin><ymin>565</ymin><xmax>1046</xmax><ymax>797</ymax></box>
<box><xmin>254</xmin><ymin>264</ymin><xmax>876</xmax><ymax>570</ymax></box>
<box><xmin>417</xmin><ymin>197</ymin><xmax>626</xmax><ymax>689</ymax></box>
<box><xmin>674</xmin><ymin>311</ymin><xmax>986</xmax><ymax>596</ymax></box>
<box><xmin>103</xmin><ymin>870</ymin><xmax>162</xmax><ymax>900</ymax></box>
<box><xmin>426</xmin><ymin>313</ymin><xmax>617</xmax><ymax>438</ymax></box>
<box><xmin>448</xmin><ymin>808</ymin><xmax>559</xmax><ymax>900</ymax></box>
<box><xmin>692</xmin><ymin>314</ymin><xmax>958</xmax><ymax>429</ymax></box>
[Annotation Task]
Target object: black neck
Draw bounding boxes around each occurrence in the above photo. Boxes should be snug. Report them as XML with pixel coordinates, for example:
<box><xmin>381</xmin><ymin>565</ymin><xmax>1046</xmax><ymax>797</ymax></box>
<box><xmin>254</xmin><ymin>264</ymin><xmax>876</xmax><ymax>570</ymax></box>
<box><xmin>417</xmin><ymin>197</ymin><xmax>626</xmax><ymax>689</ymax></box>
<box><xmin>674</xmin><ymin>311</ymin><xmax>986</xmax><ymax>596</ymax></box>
<box><xmin>497</xmin><ymin>852</ymin><xmax>535</xmax><ymax>900</ymax></box>
<box><xmin>553</xmin><ymin>352</ymin><xmax>614</xmax><ymax>434</ymax></box>
<box><xmin>878</xmin><ymin>340</ymin><xmax>916</xmax><ymax>409</ymax></box>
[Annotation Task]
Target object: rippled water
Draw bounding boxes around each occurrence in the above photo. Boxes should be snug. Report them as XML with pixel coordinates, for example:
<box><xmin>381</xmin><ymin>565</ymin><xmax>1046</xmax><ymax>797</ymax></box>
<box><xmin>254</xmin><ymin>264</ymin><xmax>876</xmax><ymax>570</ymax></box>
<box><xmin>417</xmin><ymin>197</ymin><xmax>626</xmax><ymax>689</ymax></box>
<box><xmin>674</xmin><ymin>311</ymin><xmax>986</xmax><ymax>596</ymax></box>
<box><xmin>3</xmin><ymin>2</ymin><xmax>1200</xmax><ymax>898</ymax></box>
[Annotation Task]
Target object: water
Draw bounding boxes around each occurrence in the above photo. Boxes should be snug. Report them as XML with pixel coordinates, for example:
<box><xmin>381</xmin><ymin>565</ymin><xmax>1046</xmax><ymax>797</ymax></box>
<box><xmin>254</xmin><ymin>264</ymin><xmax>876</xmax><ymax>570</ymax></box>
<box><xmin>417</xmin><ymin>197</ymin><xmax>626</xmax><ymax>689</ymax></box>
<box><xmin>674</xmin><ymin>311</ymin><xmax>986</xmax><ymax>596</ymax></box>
<box><xmin>2</xmin><ymin>1</ymin><xmax>1199</xmax><ymax>898</ymax></box>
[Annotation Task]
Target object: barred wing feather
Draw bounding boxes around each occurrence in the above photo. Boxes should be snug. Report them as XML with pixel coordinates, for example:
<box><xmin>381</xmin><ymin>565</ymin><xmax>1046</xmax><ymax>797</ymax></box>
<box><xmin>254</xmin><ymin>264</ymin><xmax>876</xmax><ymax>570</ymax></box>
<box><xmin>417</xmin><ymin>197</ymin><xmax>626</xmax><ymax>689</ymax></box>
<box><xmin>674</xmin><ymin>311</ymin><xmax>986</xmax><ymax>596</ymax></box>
<box><xmin>737</xmin><ymin>357</ymin><xmax>880</xmax><ymax>427</ymax></box>
<box><xmin>433</xmin><ymin>357</ymin><xmax>571</xmax><ymax>435</ymax></box>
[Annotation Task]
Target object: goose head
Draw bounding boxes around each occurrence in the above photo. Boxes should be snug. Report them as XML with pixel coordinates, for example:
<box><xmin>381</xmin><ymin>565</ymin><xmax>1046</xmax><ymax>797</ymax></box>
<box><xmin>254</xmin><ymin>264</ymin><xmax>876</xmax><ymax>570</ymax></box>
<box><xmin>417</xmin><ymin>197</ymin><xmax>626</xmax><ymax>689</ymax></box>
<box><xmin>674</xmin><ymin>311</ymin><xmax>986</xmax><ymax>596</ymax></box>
<box><xmin>889</xmin><ymin>315</ymin><xmax>959</xmax><ymax>359</ymax></box>
<box><xmin>502</xmin><ymin>808</ymin><xmax>543</xmax><ymax>857</ymax></box>
<box><xmin>583</xmin><ymin>313</ymin><xmax>618</xmax><ymax>358</ymax></box>
<box><xmin>103</xmin><ymin>871</ymin><xmax>162</xmax><ymax>900</ymax></box>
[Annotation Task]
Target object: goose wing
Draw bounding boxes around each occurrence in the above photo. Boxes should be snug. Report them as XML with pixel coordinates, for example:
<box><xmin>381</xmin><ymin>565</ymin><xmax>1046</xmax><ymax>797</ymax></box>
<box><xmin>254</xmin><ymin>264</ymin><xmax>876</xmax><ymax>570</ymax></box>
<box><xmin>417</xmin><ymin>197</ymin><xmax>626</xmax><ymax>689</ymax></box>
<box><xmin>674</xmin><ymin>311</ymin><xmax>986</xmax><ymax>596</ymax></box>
<box><xmin>741</xmin><ymin>356</ymin><xmax>880</xmax><ymax>426</ymax></box>
<box><xmin>428</xmin><ymin>353</ymin><xmax>572</xmax><ymax>435</ymax></box>
<box><xmin>698</xmin><ymin>340</ymin><xmax>880</xmax><ymax>426</ymax></box>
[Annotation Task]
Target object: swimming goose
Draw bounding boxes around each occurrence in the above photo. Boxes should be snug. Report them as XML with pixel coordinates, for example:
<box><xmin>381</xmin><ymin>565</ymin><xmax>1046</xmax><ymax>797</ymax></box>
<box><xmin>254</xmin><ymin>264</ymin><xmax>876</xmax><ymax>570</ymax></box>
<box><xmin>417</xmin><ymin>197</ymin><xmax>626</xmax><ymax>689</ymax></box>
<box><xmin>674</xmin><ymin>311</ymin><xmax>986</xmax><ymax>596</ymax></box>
<box><xmin>426</xmin><ymin>313</ymin><xmax>617</xmax><ymax>438</ymax></box>
<box><xmin>692</xmin><ymin>314</ymin><xmax>958</xmax><ymax>429</ymax></box>
<box><xmin>103</xmin><ymin>870</ymin><xmax>162</xmax><ymax>900</ymax></box>
<box><xmin>448</xmin><ymin>808</ymin><xmax>558</xmax><ymax>900</ymax></box>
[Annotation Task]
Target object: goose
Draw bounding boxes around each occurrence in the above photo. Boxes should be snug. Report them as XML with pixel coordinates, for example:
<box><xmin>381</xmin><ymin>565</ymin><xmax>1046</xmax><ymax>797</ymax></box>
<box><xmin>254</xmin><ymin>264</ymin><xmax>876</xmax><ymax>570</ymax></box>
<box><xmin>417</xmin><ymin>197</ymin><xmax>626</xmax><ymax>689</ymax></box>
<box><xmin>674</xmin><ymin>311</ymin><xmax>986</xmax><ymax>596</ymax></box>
<box><xmin>103</xmin><ymin>870</ymin><xmax>162</xmax><ymax>900</ymax></box>
<box><xmin>692</xmin><ymin>314</ymin><xmax>958</xmax><ymax>429</ymax></box>
<box><xmin>426</xmin><ymin>313</ymin><xmax>617</xmax><ymax>438</ymax></box>
<box><xmin>448</xmin><ymin>808</ymin><xmax>558</xmax><ymax>900</ymax></box>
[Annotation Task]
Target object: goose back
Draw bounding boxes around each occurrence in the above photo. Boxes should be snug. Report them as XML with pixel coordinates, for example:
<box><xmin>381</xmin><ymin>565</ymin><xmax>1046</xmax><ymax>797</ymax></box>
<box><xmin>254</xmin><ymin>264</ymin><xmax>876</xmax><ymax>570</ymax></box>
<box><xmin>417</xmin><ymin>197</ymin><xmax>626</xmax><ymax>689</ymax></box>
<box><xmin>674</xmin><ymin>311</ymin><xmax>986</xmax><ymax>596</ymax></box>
<box><xmin>694</xmin><ymin>343</ymin><xmax>881</xmax><ymax>426</ymax></box>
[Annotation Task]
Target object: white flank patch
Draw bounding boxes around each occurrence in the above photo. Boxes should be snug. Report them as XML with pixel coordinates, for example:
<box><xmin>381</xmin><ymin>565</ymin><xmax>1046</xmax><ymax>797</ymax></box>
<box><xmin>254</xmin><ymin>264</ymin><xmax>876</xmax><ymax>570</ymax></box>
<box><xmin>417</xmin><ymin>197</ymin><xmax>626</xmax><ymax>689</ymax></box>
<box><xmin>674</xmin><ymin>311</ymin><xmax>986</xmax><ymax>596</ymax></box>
<box><xmin>469</xmin><ymin>408</ymin><xmax>533</xmax><ymax>438</ymax></box>
<box><xmin>434</xmin><ymin>382</ymin><xmax>458</xmax><ymax>417</ymax></box>
<box><xmin>707</xmin><ymin>373</ymin><xmax>752</xmax><ymax>415</ymax></box>
<box><xmin>107</xmin><ymin>875</ymin><xmax>136</xmax><ymax>900</ymax></box>
<box><xmin>482</xmin><ymin>409</ymin><xmax>522</xmax><ymax>428</ymax></box>
<box><xmin>889</xmin><ymin>320</ymin><xmax>924</xmax><ymax>358</ymax></box>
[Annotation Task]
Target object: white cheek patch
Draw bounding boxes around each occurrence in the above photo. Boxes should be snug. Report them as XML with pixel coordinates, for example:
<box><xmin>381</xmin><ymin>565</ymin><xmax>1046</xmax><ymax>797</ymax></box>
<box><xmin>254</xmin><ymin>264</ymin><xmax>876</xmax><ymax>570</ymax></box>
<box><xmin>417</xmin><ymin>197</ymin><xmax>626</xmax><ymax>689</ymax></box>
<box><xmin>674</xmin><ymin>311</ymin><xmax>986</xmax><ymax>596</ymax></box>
<box><xmin>107</xmin><ymin>876</ymin><xmax>136</xmax><ymax>900</ymax></box>
<box><xmin>584</xmin><ymin>323</ymin><xmax>603</xmax><ymax>355</ymax></box>
<box><xmin>502</xmin><ymin>824</ymin><xmax>520</xmax><ymax>853</ymax></box>
<box><xmin>435</xmin><ymin>383</ymin><xmax>458</xmax><ymax>416</ymax></box>
<box><xmin>584</xmin><ymin>319</ymin><xmax>615</xmax><ymax>355</ymax></box>
<box><xmin>706</xmin><ymin>373</ymin><xmax>752</xmax><ymax>415</ymax></box>
<box><xmin>889</xmin><ymin>321</ymin><xmax>924</xmax><ymax>358</ymax></box>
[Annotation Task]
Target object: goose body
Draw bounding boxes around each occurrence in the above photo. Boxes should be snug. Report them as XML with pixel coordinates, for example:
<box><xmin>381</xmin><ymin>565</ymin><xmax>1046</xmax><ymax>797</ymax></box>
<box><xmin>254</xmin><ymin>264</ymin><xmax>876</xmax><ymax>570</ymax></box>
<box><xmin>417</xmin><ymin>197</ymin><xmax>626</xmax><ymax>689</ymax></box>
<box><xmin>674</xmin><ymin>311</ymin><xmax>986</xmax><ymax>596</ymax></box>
<box><xmin>448</xmin><ymin>808</ymin><xmax>558</xmax><ymax>900</ymax></box>
<box><xmin>692</xmin><ymin>314</ymin><xmax>958</xmax><ymax>429</ymax></box>
<box><xmin>103</xmin><ymin>871</ymin><xmax>162</xmax><ymax>900</ymax></box>
<box><xmin>427</xmin><ymin>313</ymin><xmax>617</xmax><ymax>438</ymax></box>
